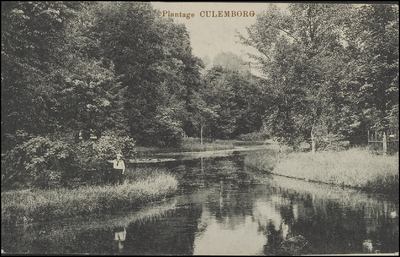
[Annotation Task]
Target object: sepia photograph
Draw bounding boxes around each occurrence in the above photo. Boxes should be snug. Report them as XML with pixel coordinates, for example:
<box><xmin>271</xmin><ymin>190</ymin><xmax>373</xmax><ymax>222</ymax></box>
<box><xmin>1</xmin><ymin>1</ymin><xmax>399</xmax><ymax>255</ymax></box>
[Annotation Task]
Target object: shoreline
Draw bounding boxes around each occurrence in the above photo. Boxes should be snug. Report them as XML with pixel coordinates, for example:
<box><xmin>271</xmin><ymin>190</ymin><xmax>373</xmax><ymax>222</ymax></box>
<box><xmin>3</xmin><ymin>143</ymin><xmax>398</xmax><ymax>226</ymax></box>
<box><xmin>0</xmin><ymin>142</ymin><xmax>271</xmax><ymax>225</ymax></box>
<box><xmin>1</xmin><ymin>173</ymin><xmax>179</xmax><ymax>225</ymax></box>
<box><xmin>130</xmin><ymin>144</ymin><xmax>272</xmax><ymax>162</ymax></box>
<box><xmin>244</xmin><ymin>147</ymin><xmax>399</xmax><ymax>197</ymax></box>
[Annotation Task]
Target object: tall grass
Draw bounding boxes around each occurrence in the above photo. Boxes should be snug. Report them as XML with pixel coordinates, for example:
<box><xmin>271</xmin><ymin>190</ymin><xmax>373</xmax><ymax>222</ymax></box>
<box><xmin>245</xmin><ymin>148</ymin><xmax>399</xmax><ymax>195</ymax></box>
<box><xmin>1</xmin><ymin>172</ymin><xmax>178</xmax><ymax>225</ymax></box>
<box><xmin>243</xmin><ymin>149</ymin><xmax>280</xmax><ymax>172</ymax></box>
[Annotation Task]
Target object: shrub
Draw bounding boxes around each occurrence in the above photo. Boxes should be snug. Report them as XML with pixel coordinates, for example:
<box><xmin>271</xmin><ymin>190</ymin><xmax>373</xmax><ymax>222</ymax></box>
<box><xmin>1</xmin><ymin>130</ymin><xmax>31</xmax><ymax>152</ymax></box>
<box><xmin>1</xmin><ymin>130</ymin><xmax>136</xmax><ymax>190</ymax></box>
<box><xmin>316</xmin><ymin>133</ymin><xmax>350</xmax><ymax>152</ymax></box>
<box><xmin>1</xmin><ymin>136</ymin><xmax>74</xmax><ymax>190</ymax></box>
<box><xmin>74</xmin><ymin>131</ymin><xmax>136</xmax><ymax>169</ymax></box>
<box><xmin>143</xmin><ymin>120</ymin><xmax>183</xmax><ymax>148</ymax></box>
<box><xmin>70</xmin><ymin>130</ymin><xmax>136</xmax><ymax>185</ymax></box>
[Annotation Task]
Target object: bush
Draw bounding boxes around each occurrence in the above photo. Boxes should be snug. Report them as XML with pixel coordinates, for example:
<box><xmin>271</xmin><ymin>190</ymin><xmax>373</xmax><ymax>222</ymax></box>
<box><xmin>1</xmin><ymin>130</ymin><xmax>31</xmax><ymax>152</ymax></box>
<box><xmin>1</xmin><ymin>136</ymin><xmax>74</xmax><ymax>190</ymax></box>
<box><xmin>70</xmin><ymin>130</ymin><xmax>136</xmax><ymax>185</ymax></box>
<box><xmin>74</xmin><ymin>130</ymin><xmax>136</xmax><ymax>169</ymax></box>
<box><xmin>143</xmin><ymin>121</ymin><xmax>183</xmax><ymax>148</ymax></box>
<box><xmin>316</xmin><ymin>133</ymin><xmax>350</xmax><ymax>152</ymax></box>
<box><xmin>1</xmin><ymin>130</ymin><xmax>136</xmax><ymax>190</ymax></box>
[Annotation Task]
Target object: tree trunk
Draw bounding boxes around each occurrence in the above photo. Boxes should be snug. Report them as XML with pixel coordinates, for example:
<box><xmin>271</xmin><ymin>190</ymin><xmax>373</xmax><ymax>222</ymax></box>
<box><xmin>383</xmin><ymin>132</ymin><xmax>387</xmax><ymax>156</ymax></box>
<box><xmin>200</xmin><ymin>125</ymin><xmax>204</xmax><ymax>146</ymax></box>
<box><xmin>311</xmin><ymin>120</ymin><xmax>316</xmax><ymax>154</ymax></box>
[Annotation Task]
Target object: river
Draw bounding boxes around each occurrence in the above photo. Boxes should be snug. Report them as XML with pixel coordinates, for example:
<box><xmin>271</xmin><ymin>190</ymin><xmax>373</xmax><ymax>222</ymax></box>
<box><xmin>1</xmin><ymin>149</ymin><xmax>399</xmax><ymax>255</ymax></box>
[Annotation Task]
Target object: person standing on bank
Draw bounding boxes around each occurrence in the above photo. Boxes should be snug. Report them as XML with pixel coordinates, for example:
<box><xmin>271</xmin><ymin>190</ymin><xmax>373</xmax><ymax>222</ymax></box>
<box><xmin>107</xmin><ymin>153</ymin><xmax>125</xmax><ymax>185</ymax></box>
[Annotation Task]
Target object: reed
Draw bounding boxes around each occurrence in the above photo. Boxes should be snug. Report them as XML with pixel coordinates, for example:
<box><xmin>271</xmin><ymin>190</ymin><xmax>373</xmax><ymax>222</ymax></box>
<box><xmin>243</xmin><ymin>148</ymin><xmax>280</xmax><ymax>172</ymax></box>
<box><xmin>1</xmin><ymin>172</ymin><xmax>178</xmax><ymax>225</ymax></box>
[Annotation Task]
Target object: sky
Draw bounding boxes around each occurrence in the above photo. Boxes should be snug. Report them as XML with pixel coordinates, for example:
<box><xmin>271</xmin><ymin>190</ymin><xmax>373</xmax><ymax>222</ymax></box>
<box><xmin>151</xmin><ymin>2</ymin><xmax>289</xmax><ymax>65</ymax></box>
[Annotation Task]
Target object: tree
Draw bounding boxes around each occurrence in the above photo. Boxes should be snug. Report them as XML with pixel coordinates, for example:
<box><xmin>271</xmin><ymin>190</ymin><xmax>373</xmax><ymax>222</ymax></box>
<box><xmin>238</xmin><ymin>3</ymin><xmax>351</xmax><ymax>152</ymax></box>
<box><xmin>89</xmin><ymin>2</ymin><xmax>203</xmax><ymax>146</ymax></box>
<box><xmin>198</xmin><ymin>61</ymin><xmax>266</xmax><ymax>140</ymax></box>
<box><xmin>1</xmin><ymin>2</ymin><xmax>134</xmax><ymax>189</ymax></box>
<box><xmin>1</xmin><ymin>2</ymin><xmax>129</xmax><ymax>152</ymax></box>
<box><xmin>189</xmin><ymin>92</ymin><xmax>220</xmax><ymax>145</ymax></box>
<box><xmin>213</xmin><ymin>52</ymin><xmax>250</xmax><ymax>76</ymax></box>
<box><xmin>1</xmin><ymin>1</ymin><xmax>85</xmax><ymax>149</ymax></box>
<box><xmin>343</xmin><ymin>4</ymin><xmax>399</xmax><ymax>133</ymax></box>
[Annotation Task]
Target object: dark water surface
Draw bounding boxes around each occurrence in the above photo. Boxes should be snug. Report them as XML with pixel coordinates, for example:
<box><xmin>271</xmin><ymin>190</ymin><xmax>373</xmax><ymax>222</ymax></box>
<box><xmin>2</xmin><ymin>150</ymin><xmax>399</xmax><ymax>255</ymax></box>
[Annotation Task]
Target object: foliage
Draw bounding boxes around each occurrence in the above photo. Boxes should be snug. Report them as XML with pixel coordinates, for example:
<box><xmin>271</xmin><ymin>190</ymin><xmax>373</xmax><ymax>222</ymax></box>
<box><xmin>212</xmin><ymin>51</ymin><xmax>250</xmax><ymax>75</ymax></box>
<box><xmin>188</xmin><ymin>90</ymin><xmax>220</xmax><ymax>143</ymax></box>
<box><xmin>73</xmin><ymin>130</ymin><xmax>136</xmax><ymax>173</ymax></box>
<box><xmin>238</xmin><ymin>3</ymin><xmax>399</xmax><ymax>151</ymax></box>
<box><xmin>2</xmin><ymin>2</ymin><xmax>81</xmax><ymax>141</ymax></box>
<box><xmin>180</xmin><ymin>137</ymin><xmax>236</xmax><ymax>152</ymax></box>
<box><xmin>140</xmin><ymin>104</ymin><xmax>185</xmax><ymax>148</ymax></box>
<box><xmin>53</xmin><ymin>60</ymin><xmax>128</xmax><ymax>137</ymax></box>
<box><xmin>89</xmin><ymin>2</ymin><xmax>203</xmax><ymax>146</ymax></box>
<box><xmin>343</xmin><ymin>4</ymin><xmax>399</xmax><ymax>132</ymax></box>
<box><xmin>1</xmin><ymin>2</ymin><xmax>127</xmax><ymax>151</ymax></box>
<box><xmin>1</xmin><ymin>130</ymin><xmax>136</xmax><ymax>190</ymax></box>
<box><xmin>201</xmin><ymin>66</ymin><xmax>266</xmax><ymax>139</ymax></box>
<box><xmin>1</xmin><ymin>136</ymin><xmax>74</xmax><ymax>190</ymax></box>
<box><xmin>2</xmin><ymin>2</ymin><xmax>398</xmax><ymax>194</ymax></box>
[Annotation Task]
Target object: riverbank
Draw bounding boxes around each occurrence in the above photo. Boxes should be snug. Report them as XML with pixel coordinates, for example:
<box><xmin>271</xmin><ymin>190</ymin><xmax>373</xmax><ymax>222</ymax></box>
<box><xmin>1</xmin><ymin>138</ymin><xmax>267</xmax><ymax>225</ymax></box>
<box><xmin>1</xmin><ymin>172</ymin><xmax>178</xmax><ymax>225</ymax></box>
<box><xmin>132</xmin><ymin>137</ymin><xmax>269</xmax><ymax>163</ymax></box>
<box><xmin>134</xmin><ymin>137</ymin><xmax>266</xmax><ymax>158</ymax></box>
<box><xmin>244</xmin><ymin>148</ymin><xmax>399</xmax><ymax>196</ymax></box>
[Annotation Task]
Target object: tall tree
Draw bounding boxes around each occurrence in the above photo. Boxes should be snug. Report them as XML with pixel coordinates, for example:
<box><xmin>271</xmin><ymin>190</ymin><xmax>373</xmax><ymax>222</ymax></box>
<box><xmin>343</xmin><ymin>4</ymin><xmax>399</xmax><ymax>132</ymax></box>
<box><xmin>239</xmin><ymin>3</ymin><xmax>351</xmax><ymax>151</ymax></box>
<box><xmin>90</xmin><ymin>2</ymin><xmax>202</xmax><ymax>146</ymax></box>
<box><xmin>189</xmin><ymin>91</ymin><xmax>220</xmax><ymax>145</ymax></box>
<box><xmin>1</xmin><ymin>2</ymin><xmax>130</xmax><ymax>151</ymax></box>
<box><xmin>1</xmin><ymin>1</ymin><xmax>84</xmax><ymax>149</ymax></box>
<box><xmin>201</xmin><ymin>65</ymin><xmax>266</xmax><ymax>140</ymax></box>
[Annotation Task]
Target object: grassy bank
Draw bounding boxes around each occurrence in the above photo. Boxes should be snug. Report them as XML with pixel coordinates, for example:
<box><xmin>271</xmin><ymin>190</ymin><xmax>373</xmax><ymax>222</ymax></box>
<box><xmin>245</xmin><ymin>148</ymin><xmax>399</xmax><ymax>195</ymax></box>
<box><xmin>134</xmin><ymin>137</ymin><xmax>269</xmax><ymax>158</ymax></box>
<box><xmin>134</xmin><ymin>137</ymin><xmax>237</xmax><ymax>157</ymax></box>
<box><xmin>1</xmin><ymin>172</ymin><xmax>178</xmax><ymax>225</ymax></box>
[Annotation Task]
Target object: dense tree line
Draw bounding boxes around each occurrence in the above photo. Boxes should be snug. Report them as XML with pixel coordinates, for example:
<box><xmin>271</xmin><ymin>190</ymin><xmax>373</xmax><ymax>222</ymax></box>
<box><xmin>238</xmin><ymin>3</ymin><xmax>399</xmax><ymax>151</ymax></box>
<box><xmin>1</xmin><ymin>2</ymin><xmax>203</xmax><ymax>151</ymax></box>
<box><xmin>1</xmin><ymin>2</ymin><xmax>398</xmax><ymax>189</ymax></box>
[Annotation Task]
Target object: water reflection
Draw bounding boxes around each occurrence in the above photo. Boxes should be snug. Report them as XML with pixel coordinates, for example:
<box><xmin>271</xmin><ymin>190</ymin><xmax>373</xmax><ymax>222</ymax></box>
<box><xmin>193</xmin><ymin>214</ymin><xmax>266</xmax><ymax>255</ymax></box>
<box><xmin>1</xmin><ymin>153</ymin><xmax>398</xmax><ymax>255</ymax></box>
<box><xmin>113</xmin><ymin>226</ymin><xmax>126</xmax><ymax>253</ymax></box>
